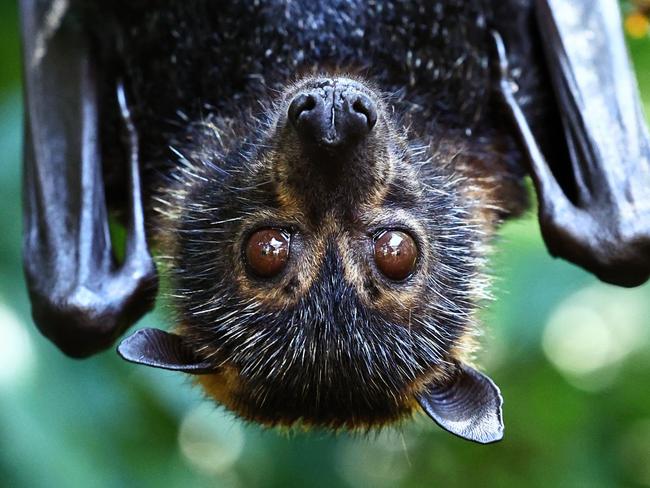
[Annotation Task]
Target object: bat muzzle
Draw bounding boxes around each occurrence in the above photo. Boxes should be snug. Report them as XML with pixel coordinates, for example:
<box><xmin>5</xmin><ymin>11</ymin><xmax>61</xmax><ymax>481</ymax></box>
<box><xmin>275</xmin><ymin>76</ymin><xmax>391</xmax><ymax>212</ymax></box>
<box><xmin>288</xmin><ymin>78</ymin><xmax>377</xmax><ymax>150</ymax></box>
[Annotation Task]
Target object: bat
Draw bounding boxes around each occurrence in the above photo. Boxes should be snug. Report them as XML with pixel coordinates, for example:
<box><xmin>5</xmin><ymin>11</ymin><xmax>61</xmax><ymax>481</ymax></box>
<box><xmin>19</xmin><ymin>0</ymin><xmax>650</xmax><ymax>444</ymax></box>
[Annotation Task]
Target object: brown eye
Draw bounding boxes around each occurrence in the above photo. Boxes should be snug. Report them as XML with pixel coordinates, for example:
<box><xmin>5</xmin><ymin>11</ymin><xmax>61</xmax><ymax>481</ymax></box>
<box><xmin>245</xmin><ymin>229</ymin><xmax>290</xmax><ymax>278</ymax></box>
<box><xmin>374</xmin><ymin>230</ymin><xmax>417</xmax><ymax>281</ymax></box>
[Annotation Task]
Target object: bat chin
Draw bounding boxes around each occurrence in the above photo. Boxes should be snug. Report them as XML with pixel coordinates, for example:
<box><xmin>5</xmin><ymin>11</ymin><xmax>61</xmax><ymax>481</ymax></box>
<box><xmin>195</xmin><ymin>362</ymin><xmax>433</xmax><ymax>431</ymax></box>
<box><xmin>118</xmin><ymin>327</ymin><xmax>504</xmax><ymax>442</ymax></box>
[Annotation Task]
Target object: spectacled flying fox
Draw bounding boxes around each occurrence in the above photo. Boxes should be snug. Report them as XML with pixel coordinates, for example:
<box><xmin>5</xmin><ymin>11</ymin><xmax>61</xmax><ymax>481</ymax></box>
<box><xmin>20</xmin><ymin>0</ymin><xmax>650</xmax><ymax>443</ymax></box>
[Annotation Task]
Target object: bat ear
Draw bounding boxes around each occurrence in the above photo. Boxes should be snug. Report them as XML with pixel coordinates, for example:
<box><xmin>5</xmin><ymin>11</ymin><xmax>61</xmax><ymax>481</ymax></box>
<box><xmin>117</xmin><ymin>328</ymin><xmax>215</xmax><ymax>374</ymax></box>
<box><xmin>417</xmin><ymin>364</ymin><xmax>504</xmax><ymax>444</ymax></box>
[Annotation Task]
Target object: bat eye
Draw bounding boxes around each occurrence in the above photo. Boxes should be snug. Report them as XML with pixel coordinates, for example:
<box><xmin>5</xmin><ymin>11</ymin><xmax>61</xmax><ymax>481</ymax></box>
<box><xmin>373</xmin><ymin>230</ymin><xmax>417</xmax><ymax>281</ymax></box>
<box><xmin>245</xmin><ymin>229</ymin><xmax>291</xmax><ymax>278</ymax></box>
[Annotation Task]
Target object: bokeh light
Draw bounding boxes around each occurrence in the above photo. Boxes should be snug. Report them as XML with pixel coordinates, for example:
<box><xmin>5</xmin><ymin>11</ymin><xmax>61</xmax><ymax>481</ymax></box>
<box><xmin>543</xmin><ymin>284</ymin><xmax>649</xmax><ymax>390</ymax></box>
<box><xmin>178</xmin><ymin>403</ymin><xmax>245</xmax><ymax>477</ymax></box>
<box><xmin>0</xmin><ymin>300</ymin><xmax>36</xmax><ymax>388</ymax></box>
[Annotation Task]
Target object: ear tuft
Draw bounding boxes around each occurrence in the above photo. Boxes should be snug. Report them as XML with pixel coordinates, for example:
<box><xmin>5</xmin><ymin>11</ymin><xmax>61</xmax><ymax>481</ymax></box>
<box><xmin>117</xmin><ymin>328</ymin><xmax>215</xmax><ymax>374</ymax></box>
<box><xmin>417</xmin><ymin>364</ymin><xmax>504</xmax><ymax>444</ymax></box>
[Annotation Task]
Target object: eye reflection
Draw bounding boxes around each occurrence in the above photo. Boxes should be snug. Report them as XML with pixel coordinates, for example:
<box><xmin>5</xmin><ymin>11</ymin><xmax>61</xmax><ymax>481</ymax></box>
<box><xmin>373</xmin><ymin>230</ymin><xmax>417</xmax><ymax>281</ymax></box>
<box><xmin>245</xmin><ymin>229</ymin><xmax>290</xmax><ymax>278</ymax></box>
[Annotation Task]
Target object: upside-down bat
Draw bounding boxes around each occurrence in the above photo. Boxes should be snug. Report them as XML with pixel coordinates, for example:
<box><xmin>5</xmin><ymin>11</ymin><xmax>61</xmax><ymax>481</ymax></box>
<box><xmin>20</xmin><ymin>0</ymin><xmax>650</xmax><ymax>444</ymax></box>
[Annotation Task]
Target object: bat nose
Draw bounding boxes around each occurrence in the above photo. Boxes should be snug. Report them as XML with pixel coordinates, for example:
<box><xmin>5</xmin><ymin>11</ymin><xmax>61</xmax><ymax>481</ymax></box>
<box><xmin>288</xmin><ymin>80</ymin><xmax>377</xmax><ymax>148</ymax></box>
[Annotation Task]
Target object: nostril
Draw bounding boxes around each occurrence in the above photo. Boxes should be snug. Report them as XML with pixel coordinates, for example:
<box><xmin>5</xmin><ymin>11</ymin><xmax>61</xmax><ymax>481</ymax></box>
<box><xmin>288</xmin><ymin>93</ymin><xmax>317</xmax><ymax>127</ymax></box>
<box><xmin>352</xmin><ymin>94</ymin><xmax>378</xmax><ymax>131</ymax></box>
<box><xmin>287</xmin><ymin>82</ymin><xmax>377</xmax><ymax>148</ymax></box>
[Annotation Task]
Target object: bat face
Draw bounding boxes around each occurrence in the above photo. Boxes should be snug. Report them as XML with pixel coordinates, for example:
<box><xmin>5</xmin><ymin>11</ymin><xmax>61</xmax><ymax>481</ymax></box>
<box><xmin>159</xmin><ymin>76</ymin><xmax>491</xmax><ymax>429</ymax></box>
<box><xmin>23</xmin><ymin>0</ymin><xmax>650</xmax><ymax>444</ymax></box>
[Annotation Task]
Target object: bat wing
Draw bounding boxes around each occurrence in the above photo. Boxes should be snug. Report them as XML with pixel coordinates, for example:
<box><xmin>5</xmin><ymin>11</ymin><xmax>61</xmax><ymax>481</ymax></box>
<box><xmin>497</xmin><ymin>0</ymin><xmax>650</xmax><ymax>287</ymax></box>
<box><xmin>20</xmin><ymin>0</ymin><xmax>158</xmax><ymax>357</ymax></box>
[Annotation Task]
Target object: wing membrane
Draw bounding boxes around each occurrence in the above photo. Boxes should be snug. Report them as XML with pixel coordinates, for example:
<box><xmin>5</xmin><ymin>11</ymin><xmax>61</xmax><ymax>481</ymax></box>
<box><xmin>20</xmin><ymin>0</ymin><xmax>158</xmax><ymax>357</ymax></box>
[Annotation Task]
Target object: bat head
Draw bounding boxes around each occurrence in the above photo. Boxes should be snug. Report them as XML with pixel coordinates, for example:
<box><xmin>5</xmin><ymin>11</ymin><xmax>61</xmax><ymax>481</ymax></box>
<box><xmin>119</xmin><ymin>75</ymin><xmax>505</xmax><ymax>443</ymax></box>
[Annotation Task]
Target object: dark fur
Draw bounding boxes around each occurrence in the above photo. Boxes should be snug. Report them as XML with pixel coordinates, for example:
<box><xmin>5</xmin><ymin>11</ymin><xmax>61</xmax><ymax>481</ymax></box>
<box><xmin>91</xmin><ymin>0</ymin><xmax>542</xmax><ymax>207</ymax></box>
<box><xmin>84</xmin><ymin>0</ymin><xmax>542</xmax><ymax>428</ymax></box>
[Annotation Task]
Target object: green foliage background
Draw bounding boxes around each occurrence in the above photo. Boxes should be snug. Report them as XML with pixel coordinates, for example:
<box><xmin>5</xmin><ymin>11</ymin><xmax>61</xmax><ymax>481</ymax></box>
<box><xmin>1</xmin><ymin>2</ymin><xmax>650</xmax><ymax>487</ymax></box>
